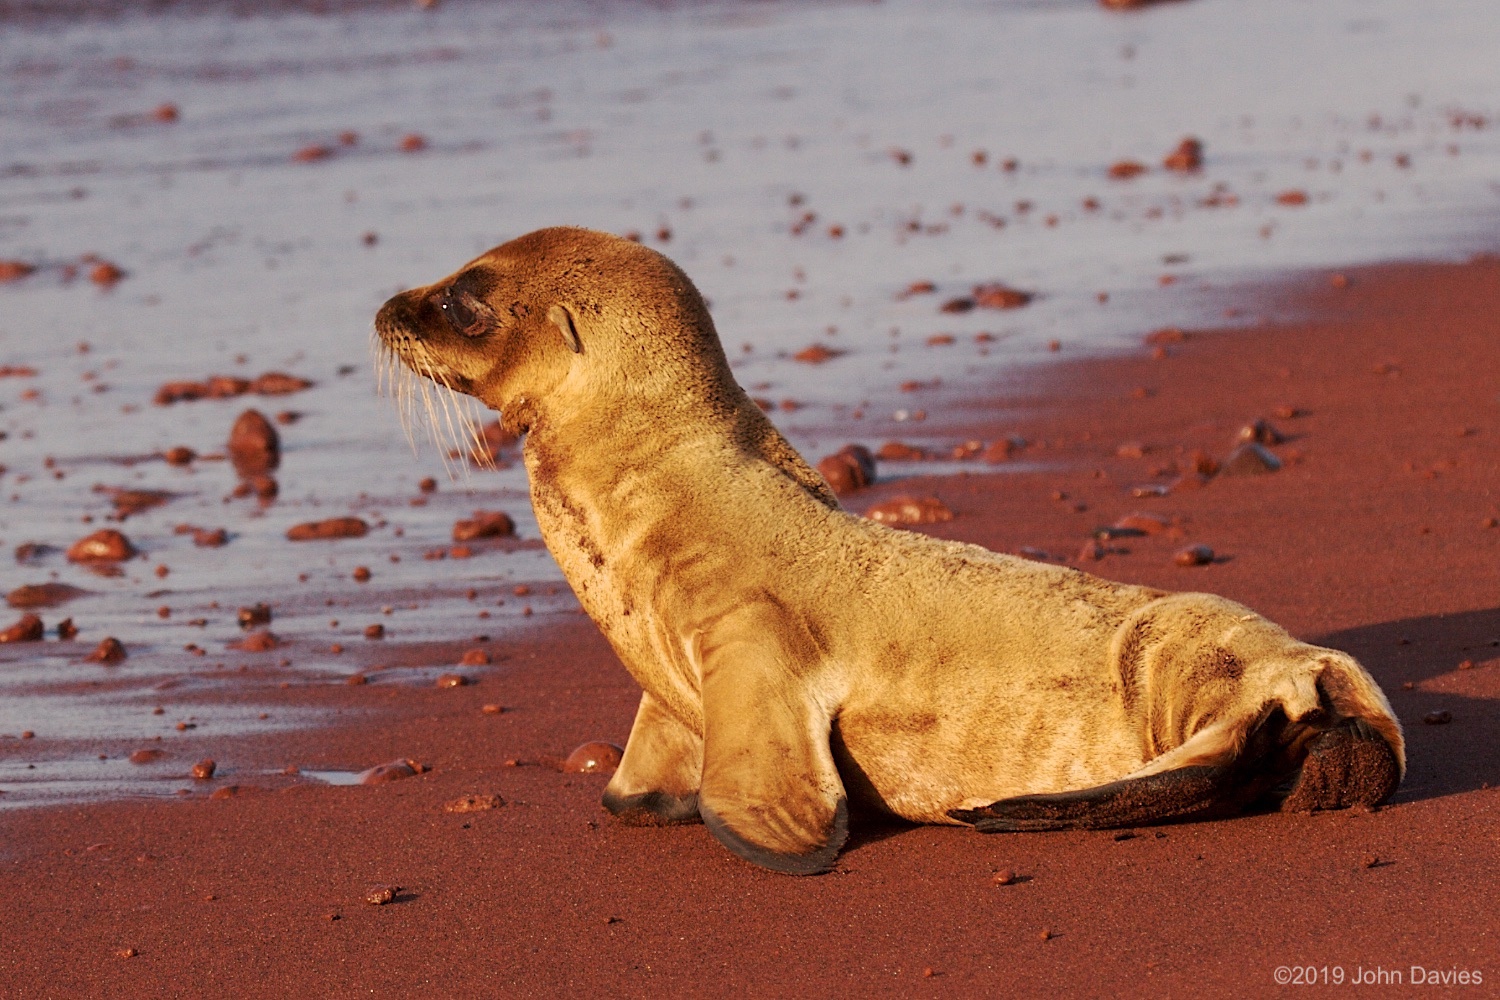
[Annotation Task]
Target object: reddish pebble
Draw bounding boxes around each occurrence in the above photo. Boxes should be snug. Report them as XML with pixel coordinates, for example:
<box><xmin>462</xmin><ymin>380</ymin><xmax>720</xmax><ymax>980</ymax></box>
<box><xmin>164</xmin><ymin>446</ymin><xmax>196</xmax><ymax>465</ymax></box>
<box><xmin>1076</xmin><ymin>539</ymin><xmax>1106</xmax><ymax>562</ymax></box>
<box><xmin>67</xmin><ymin>529</ymin><xmax>137</xmax><ymax>563</ymax></box>
<box><xmin>85</xmin><ymin>637</ymin><xmax>127</xmax><ymax>664</ymax></box>
<box><xmin>286</xmin><ymin>517</ymin><xmax>369</xmax><ymax>541</ymax></box>
<box><xmin>793</xmin><ymin>344</ymin><xmax>840</xmax><ymax>364</ymax></box>
<box><xmin>982</xmin><ymin>438</ymin><xmax>1021</xmax><ymax>464</ymax></box>
<box><xmin>481</xmin><ymin>703</ymin><xmax>504</xmax><ymax>715</ymax></box>
<box><xmin>992</xmin><ymin>869</ymin><xmax>1016</xmax><ymax>886</ymax></box>
<box><xmin>249</xmin><ymin>372</ymin><xmax>314</xmax><ymax>396</ymax></box>
<box><xmin>57</xmin><ymin>618</ymin><xmax>79</xmax><ymax>640</ymax></box>
<box><xmin>238</xmin><ymin>603</ymin><xmax>272</xmax><ymax>628</ymax></box>
<box><xmin>1275</xmin><ymin>189</ymin><xmax>1309</xmax><ymax>206</ymax></box>
<box><xmin>435</xmin><ymin>673</ymin><xmax>468</xmax><ymax>688</ymax></box>
<box><xmin>293</xmin><ymin>144</ymin><xmax>332</xmax><ymax>163</ymax></box>
<box><xmin>227</xmin><ymin>409</ymin><xmax>280</xmax><ymax>477</ymax></box>
<box><xmin>152</xmin><ymin>103</ymin><xmax>180</xmax><ymax>123</ymax></box>
<box><xmin>0</xmin><ymin>613</ymin><xmax>44</xmax><ymax>643</ymax></box>
<box><xmin>89</xmin><ymin>262</ymin><xmax>126</xmax><ymax>286</ymax></box>
<box><xmin>1174</xmin><ymin>544</ymin><xmax>1214</xmax><ymax>567</ymax></box>
<box><xmin>562</xmin><ymin>741</ymin><xmax>624</xmax><ymax>774</ymax></box>
<box><xmin>232</xmin><ymin>630</ymin><xmax>279</xmax><ymax>652</ymax></box>
<box><xmin>453</xmin><ymin>511</ymin><xmax>515</xmax><ymax>542</ymax></box>
<box><xmin>352</xmin><ymin>566</ymin><xmax>372</xmax><ymax>582</ymax></box>
<box><xmin>107</xmin><ymin>488</ymin><xmax>173</xmax><ymax>518</ymax></box>
<box><xmin>459</xmin><ymin>649</ymin><xmax>491</xmax><ymax>666</ymax></box>
<box><xmin>1238</xmin><ymin>419</ymin><xmax>1285</xmax><ymax>446</ymax></box>
<box><xmin>116</xmin><ymin>948</ymin><xmax>137</xmax><ymax>959</ymax></box>
<box><xmin>209</xmin><ymin>785</ymin><xmax>240</xmax><ymax>800</ymax></box>
<box><xmin>816</xmin><ymin>445</ymin><xmax>877</xmax><ymax>496</ymax></box>
<box><xmin>399</xmin><ymin>133</ymin><xmax>427</xmax><ymax>152</ymax></box>
<box><xmin>865</xmin><ymin>495</ymin><xmax>954</xmax><ymax>526</ymax></box>
<box><xmin>0</xmin><ymin>260</ymin><xmax>37</xmax><ymax>282</ymax></box>
<box><xmin>6</xmin><ymin>583</ymin><xmax>88</xmax><ymax>609</ymax></box>
<box><xmin>194</xmin><ymin>528</ymin><xmax>228</xmax><ymax>547</ymax></box>
<box><xmin>876</xmin><ymin>440</ymin><xmax>927</xmax><ymax>462</ymax></box>
<box><xmin>1038</xmin><ymin>928</ymin><xmax>1053</xmax><ymax>941</ymax></box>
<box><xmin>364</xmin><ymin>624</ymin><xmax>384</xmax><ymax>640</ymax></box>
<box><xmin>206</xmin><ymin>375</ymin><xmax>250</xmax><ymax>398</ymax></box>
<box><xmin>1108</xmin><ymin>160</ymin><xmax>1147</xmax><ymax>179</ymax></box>
<box><xmin>365</xmin><ymin>885</ymin><xmax>397</xmax><ymax>905</ymax></box>
<box><xmin>192</xmin><ymin>759</ymin><xmax>216</xmax><ymax>780</ymax></box>
<box><xmin>1162</xmin><ymin>136</ymin><xmax>1203</xmax><ymax>172</ymax></box>
<box><xmin>129</xmin><ymin>749</ymin><xmax>166</xmax><ymax>764</ymax></box>
<box><xmin>971</xmin><ymin>283</ymin><xmax>1032</xmax><ymax>309</ymax></box>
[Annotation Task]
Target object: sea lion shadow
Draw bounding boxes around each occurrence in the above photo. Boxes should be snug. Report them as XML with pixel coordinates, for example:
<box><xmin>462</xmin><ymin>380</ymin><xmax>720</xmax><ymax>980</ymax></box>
<box><xmin>1314</xmin><ymin>605</ymin><xmax>1500</xmax><ymax>803</ymax></box>
<box><xmin>840</xmin><ymin>811</ymin><xmax>919</xmax><ymax>855</ymax></box>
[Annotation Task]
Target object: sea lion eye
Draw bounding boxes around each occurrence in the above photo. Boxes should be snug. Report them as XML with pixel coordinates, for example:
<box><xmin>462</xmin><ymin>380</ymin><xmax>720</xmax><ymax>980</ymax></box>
<box><xmin>440</xmin><ymin>288</ymin><xmax>488</xmax><ymax>337</ymax></box>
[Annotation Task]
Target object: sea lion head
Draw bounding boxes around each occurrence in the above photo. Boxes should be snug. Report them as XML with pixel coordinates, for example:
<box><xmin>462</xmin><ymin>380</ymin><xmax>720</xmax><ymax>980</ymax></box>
<box><xmin>374</xmin><ymin>226</ymin><xmax>738</xmax><ymax>450</ymax></box>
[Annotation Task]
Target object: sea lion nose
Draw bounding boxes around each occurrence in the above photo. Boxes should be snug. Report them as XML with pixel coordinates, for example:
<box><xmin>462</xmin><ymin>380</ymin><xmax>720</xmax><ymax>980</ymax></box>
<box><xmin>375</xmin><ymin>291</ymin><xmax>425</xmax><ymax>342</ymax></box>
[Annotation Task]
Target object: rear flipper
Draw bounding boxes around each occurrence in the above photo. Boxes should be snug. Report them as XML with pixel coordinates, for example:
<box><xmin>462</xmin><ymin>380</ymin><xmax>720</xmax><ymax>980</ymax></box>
<box><xmin>951</xmin><ymin>710</ymin><xmax>1401</xmax><ymax>834</ymax></box>
<box><xmin>948</xmin><ymin>764</ymin><xmax>1243</xmax><ymax>832</ymax></box>
<box><xmin>1278</xmin><ymin>717</ymin><xmax>1400</xmax><ymax>813</ymax></box>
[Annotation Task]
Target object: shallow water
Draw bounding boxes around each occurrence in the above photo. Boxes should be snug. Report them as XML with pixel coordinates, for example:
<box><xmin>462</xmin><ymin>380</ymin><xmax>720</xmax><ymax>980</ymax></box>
<box><xmin>1</xmin><ymin>0</ymin><xmax>1498</xmax><ymax>805</ymax></box>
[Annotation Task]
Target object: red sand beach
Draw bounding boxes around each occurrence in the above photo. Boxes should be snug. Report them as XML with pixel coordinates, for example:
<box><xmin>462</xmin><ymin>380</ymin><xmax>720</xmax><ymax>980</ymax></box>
<box><xmin>2</xmin><ymin>256</ymin><xmax>1496</xmax><ymax>996</ymax></box>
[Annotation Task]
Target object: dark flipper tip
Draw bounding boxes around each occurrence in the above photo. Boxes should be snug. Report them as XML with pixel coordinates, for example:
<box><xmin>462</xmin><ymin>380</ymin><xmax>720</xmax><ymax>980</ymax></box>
<box><xmin>600</xmin><ymin>788</ymin><xmax>702</xmax><ymax>827</ymax></box>
<box><xmin>1280</xmin><ymin>717</ymin><xmax>1401</xmax><ymax>813</ymax></box>
<box><xmin>700</xmin><ymin>799</ymin><xmax>848</xmax><ymax>876</ymax></box>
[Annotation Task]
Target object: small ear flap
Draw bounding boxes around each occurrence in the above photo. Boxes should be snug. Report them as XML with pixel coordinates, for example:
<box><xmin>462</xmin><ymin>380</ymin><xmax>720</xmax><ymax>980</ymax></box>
<box><xmin>547</xmin><ymin>304</ymin><xmax>582</xmax><ymax>354</ymax></box>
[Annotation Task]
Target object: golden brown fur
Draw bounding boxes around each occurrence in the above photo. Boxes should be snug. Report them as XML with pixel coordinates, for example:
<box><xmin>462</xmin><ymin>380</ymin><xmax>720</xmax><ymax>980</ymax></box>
<box><xmin>374</xmin><ymin>227</ymin><xmax>1405</xmax><ymax>875</ymax></box>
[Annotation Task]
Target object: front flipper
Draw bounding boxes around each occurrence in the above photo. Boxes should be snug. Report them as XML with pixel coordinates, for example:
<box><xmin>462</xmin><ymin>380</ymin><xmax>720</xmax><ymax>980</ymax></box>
<box><xmin>696</xmin><ymin>622</ymin><xmax>847</xmax><ymax>875</ymax></box>
<box><xmin>949</xmin><ymin>765</ymin><xmax>1237</xmax><ymax>832</ymax></box>
<box><xmin>601</xmin><ymin>691</ymin><xmax>703</xmax><ymax>826</ymax></box>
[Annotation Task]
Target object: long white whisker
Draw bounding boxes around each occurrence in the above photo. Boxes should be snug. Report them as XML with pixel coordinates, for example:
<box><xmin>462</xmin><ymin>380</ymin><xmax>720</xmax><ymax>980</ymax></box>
<box><xmin>430</xmin><ymin>366</ymin><xmax>469</xmax><ymax>481</ymax></box>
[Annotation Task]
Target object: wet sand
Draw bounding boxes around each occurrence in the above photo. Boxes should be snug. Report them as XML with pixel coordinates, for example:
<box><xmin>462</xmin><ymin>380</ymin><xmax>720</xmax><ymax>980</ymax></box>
<box><xmin>3</xmin><ymin>256</ymin><xmax>1495</xmax><ymax>996</ymax></box>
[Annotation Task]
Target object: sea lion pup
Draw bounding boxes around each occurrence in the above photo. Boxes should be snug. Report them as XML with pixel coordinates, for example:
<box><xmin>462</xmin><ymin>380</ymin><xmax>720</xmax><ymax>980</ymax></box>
<box><xmin>374</xmin><ymin>227</ymin><xmax>1404</xmax><ymax>875</ymax></box>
